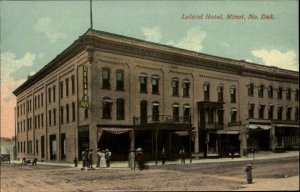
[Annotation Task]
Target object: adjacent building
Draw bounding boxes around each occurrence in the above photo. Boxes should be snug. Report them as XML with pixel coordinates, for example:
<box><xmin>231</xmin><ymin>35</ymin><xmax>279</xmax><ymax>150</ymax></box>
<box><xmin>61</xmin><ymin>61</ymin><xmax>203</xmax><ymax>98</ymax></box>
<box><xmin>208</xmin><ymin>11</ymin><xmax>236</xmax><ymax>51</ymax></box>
<box><xmin>13</xmin><ymin>29</ymin><xmax>299</xmax><ymax>162</ymax></box>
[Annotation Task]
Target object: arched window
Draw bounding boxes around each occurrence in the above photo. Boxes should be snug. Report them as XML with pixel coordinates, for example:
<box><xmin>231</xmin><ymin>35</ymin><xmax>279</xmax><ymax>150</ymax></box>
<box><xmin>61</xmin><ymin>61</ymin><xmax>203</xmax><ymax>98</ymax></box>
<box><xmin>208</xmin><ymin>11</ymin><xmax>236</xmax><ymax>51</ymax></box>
<box><xmin>152</xmin><ymin>75</ymin><xmax>159</xmax><ymax>94</ymax></box>
<box><xmin>116</xmin><ymin>70</ymin><xmax>124</xmax><ymax>91</ymax></box>
<box><xmin>258</xmin><ymin>84</ymin><xmax>264</xmax><ymax>98</ymax></box>
<box><xmin>172</xmin><ymin>77</ymin><xmax>179</xmax><ymax>96</ymax></box>
<box><xmin>172</xmin><ymin>103</ymin><xmax>180</xmax><ymax>121</ymax></box>
<box><xmin>277</xmin><ymin>87</ymin><xmax>283</xmax><ymax>100</ymax></box>
<box><xmin>286</xmin><ymin>88</ymin><xmax>291</xmax><ymax>100</ymax></box>
<box><xmin>248</xmin><ymin>82</ymin><xmax>254</xmax><ymax>97</ymax></box>
<box><xmin>203</xmin><ymin>82</ymin><xmax>210</xmax><ymax>100</ymax></box>
<box><xmin>217</xmin><ymin>84</ymin><xmax>224</xmax><ymax>102</ymax></box>
<box><xmin>183</xmin><ymin>79</ymin><xmax>190</xmax><ymax>97</ymax></box>
<box><xmin>116</xmin><ymin>98</ymin><xmax>125</xmax><ymax>120</ymax></box>
<box><xmin>102</xmin><ymin>68</ymin><xmax>110</xmax><ymax>89</ymax></box>
<box><xmin>152</xmin><ymin>101</ymin><xmax>160</xmax><ymax>122</ymax></box>
<box><xmin>268</xmin><ymin>85</ymin><xmax>273</xmax><ymax>99</ymax></box>
<box><xmin>230</xmin><ymin>85</ymin><xmax>236</xmax><ymax>103</ymax></box>
<box><xmin>139</xmin><ymin>73</ymin><xmax>148</xmax><ymax>93</ymax></box>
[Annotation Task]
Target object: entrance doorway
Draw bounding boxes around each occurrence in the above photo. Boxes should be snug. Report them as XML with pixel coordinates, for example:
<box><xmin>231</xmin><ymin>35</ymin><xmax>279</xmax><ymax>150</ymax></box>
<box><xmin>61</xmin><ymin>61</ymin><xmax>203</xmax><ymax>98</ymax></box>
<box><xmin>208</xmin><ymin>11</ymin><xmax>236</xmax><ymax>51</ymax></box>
<box><xmin>78</xmin><ymin>126</ymin><xmax>89</xmax><ymax>160</ymax></box>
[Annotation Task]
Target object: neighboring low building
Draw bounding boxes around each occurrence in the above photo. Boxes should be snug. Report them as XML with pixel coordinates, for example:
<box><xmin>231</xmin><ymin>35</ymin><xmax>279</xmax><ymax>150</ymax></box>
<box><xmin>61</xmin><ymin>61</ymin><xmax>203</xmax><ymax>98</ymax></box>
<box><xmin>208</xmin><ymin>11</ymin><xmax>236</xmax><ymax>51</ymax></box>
<box><xmin>0</xmin><ymin>137</ymin><xmax>16</xmax><ymax>160</ymax></box>
<box><xmin>13</xmin><ymin>28</ymin><xmax>299</xmax><ymax>162</ymax></box>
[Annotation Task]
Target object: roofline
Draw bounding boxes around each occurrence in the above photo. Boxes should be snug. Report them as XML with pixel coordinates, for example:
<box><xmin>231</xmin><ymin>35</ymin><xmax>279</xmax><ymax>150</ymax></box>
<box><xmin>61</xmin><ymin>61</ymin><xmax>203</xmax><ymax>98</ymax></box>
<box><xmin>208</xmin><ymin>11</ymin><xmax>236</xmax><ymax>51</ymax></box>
<box><xmin>13</xmin><ymin>28</ymin><xmax>299</xmax><ymax>96</ymax></box>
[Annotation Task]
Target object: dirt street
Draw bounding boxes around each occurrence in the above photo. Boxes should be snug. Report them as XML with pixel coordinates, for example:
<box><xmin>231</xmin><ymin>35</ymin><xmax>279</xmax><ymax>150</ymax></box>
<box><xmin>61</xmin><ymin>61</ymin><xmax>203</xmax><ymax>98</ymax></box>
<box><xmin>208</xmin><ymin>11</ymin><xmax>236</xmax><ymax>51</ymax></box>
<box><xmin>1</xmin><ymin>156</ymin><xmax>299</xmax><ymax>191</ymax></box>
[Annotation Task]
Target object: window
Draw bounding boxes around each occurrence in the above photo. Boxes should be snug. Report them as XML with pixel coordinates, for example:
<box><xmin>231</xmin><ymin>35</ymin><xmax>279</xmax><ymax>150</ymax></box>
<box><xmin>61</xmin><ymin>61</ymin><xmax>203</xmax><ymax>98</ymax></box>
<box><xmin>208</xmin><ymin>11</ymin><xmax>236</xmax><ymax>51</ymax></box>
<box><xmin>140</xmin><ymin>100</ymin><xmax>147</xmax><ymax>123</ymax></box>
<box><xmin>66</xmin><ymin>104</ymin><xmax>69</xmax><ymax>123</ymax></box>
<box><xmin>102</xmin><ymin>98</ymin><xmax>112</xmax><ymax>119</ymax></box>
<box><xmin>183</xmin><ymin>105</ymin><xmax>190</xmax><ymax>123</ymax></box>
<box><xmin>248</xmin><ymin>103</ymin><xmax>255</xmax><ymax>119</ymax></box>
<box><xmin>268</xmin><ymin>86</ymin><xmax>273</xmax><ymax>99</ymax></box>
<box><xmin>218</xmin><ymin>109</ymin><xmax>224</xmax><ymax>125</ymax></box>
<box><xmin>258</xmin><ymin>84</ymin><xmax>264</xmax><ymax>98</ymax></box>
<box><xmin>286</xmin><ymin>107</ymin><xmax>292</xmax><ymax>121</ymax></box>
<box><xmin>217</xmin><ymin>85</ymin><xmax>224</xmax><ymax>102</ymax></box>
<box><xmin>65</xmin><ymin>78</ymin><xmax>69</xmax><ymax>97</ymax></box>
<box><xmin>204</xmin><ymin>83</ymin><xmax>210</xmax><ymax>101</ymax></box>
<box><xmin>268</xmin><ymin>105</ymin><xmax>274</xmax><ymax>120</ymax></box>
<box><xmin>60</xmin><ymin>81</ymin><xmax>63</xmax><ymax>98</ymax></box>
<box><xmin>183</xmin><ymin>79</ymin><xmax>190</xmax><ymax>97</ymax></box>
<box><xmin>277</xmin><ymin>87</ymin><xmax>282</xmax><ymax>100</ymax></box>
<box><xmin>71</xmin><ymin>75</ymin><xmax>75</xmax><ymax>94</ymax></box>
<box><xmin>277</xmin><ymin>106</ymin><xmax>283</xmax><ymax>120</ymax></box>
<box><xmin>48</xmin><ymin>110</ymin><xmax>52</xmax><ymax>126</ymax></box>
<box><xmin>230</xmin><ymin>87</ymin><xmax>236</xmax><ymax>103</ymax></box>
<box><xmin>102</xmin><ymin>68</ymin><xmax>110</xmax><ymax>89</ymax></box>
<box><xmin>38</xmin><ymin>114</ymin><xmax>40</xmax><ymax>128</ymax></box>
<box><xmin>38</xmin><ymin>95</ymin><xmax>40</xmax><ymax>108</ymax></box>
<box><xmin>116</xmin><ymin>98</ymin><xmax>125</xmax><ymax>120</ymax></box>
<box><xmin>295</xmin><ymin>89</ymin><xmax>299</xmax><ymax>101</ymax></box>
<box><xmin>172</xmin><ymin>103</ymin><xmax>179</xmax><ymax>122</ymax></box>
<box><xmin>286</xmin><ymin>88</ymin><xmax>291</xmax><ymax>100</ymax></box>
<box><xmin>116</xmin><ymin>70</ymin><xmax>124</xmax><ymax>90</ymax></box>
<box><xmin>152</xmin><ymin>102</ymin><xmax>160</xmax><ymax>122</ymax></box>
<box><xmin>60</xmin><ymin>106</ymin><xmax>64</xmax><ymax>124</ymax></box>
<box><xmin>36</xmin><ymin>140</ymin><xmax>39</xmax><ymax>154</ymax></box>
<box><xmin>53</xmin><ymin>108</ymin><xmax>56</xmax><ymax>126</ymax></box>
<box><xmin>139</xmin><ymin>73</ymin><xmax>147</xmax><ymax>93</ymax></box>
<box><xmin>84</xmin><ymin>109</ymin><xmax>89</xmax><ymax>119</ymax></box>
<box><xmin>152</xmin><ymin>75</ymin><xmax>159</xmax><ymax>94</ymax></box>
<box><xmin>208</xmin><ymin>108</ymin><xmax>214</xmax><ymax>123</ymax></box>
<box><xmin>41</xmin><ymin>113</ymin><xmax>43</xmax><ymax>128</ymax></box>
<box><xmin>72</xmin><ymin>102</ymin><xmax>75</xmax><ymax>121</ymax></box>
<box><xmin>231</xmin><ymin>108</ymin><xmax>237</xmax><ymax>123</ymax></box>
<box><xmin>295</xmin><ymin>107</ymin><xmax>299</xmax><ymax>121</ymax></box>
<box><xmin>172</xmin><ymin>78</ymin><xmax>179</xmax><ymax>96</ymax></box>
<box><xmin>53</xmin><ymin>86</ymin><xmax>56</xmax><ymax>101</ymax></box>
<box><xmin>259</xmin><ymin>105</ymin><xmax>265</xmax><ymax>119</ymax></box>
<box><xmin>34</xmin><ymin>116</ymin><xmax>37</xmax><ymax>129</ymax></box>
<box><xmin>248</xmin><ymin>83</ymin><xmax>254</xmax><ymax>97</ymax></box>
<box><xmin>34</xmin><ymin>96</ymin><xmax>37</xmax><ymax>109</ymax></box>
<box><xmin>41</xmin><ymin>93</ymin><xmax>43</xmax><ymax>107</ymax></box>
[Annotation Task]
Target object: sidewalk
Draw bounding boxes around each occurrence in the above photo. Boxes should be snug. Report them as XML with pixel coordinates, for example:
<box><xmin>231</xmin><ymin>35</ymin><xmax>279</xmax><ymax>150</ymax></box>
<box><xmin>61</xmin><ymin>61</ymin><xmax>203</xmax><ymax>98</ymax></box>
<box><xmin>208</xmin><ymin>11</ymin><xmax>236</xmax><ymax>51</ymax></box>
<box><xmin>11</xmin><ymin>151</ymin><xmax>299</xmax><ymax>169</ymax></box>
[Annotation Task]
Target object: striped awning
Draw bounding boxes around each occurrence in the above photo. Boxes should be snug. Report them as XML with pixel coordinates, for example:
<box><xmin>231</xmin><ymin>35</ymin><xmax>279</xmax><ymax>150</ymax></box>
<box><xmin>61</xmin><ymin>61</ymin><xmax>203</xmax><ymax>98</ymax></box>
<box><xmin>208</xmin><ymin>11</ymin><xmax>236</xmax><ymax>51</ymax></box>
<box><xmin>97</xmin><ymin>127</ymin><xmax>132</xmax><ymax>142</ymax></box>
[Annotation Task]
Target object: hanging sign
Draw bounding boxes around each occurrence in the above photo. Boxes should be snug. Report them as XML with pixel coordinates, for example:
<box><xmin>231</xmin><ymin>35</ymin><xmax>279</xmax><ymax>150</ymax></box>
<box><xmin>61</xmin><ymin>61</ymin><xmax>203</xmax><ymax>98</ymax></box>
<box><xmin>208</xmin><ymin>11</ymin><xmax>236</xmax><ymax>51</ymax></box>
<box><xmin>80</xmin><ymin>65</ymin><xmax>89</xmax><ymax>109</ymax></box>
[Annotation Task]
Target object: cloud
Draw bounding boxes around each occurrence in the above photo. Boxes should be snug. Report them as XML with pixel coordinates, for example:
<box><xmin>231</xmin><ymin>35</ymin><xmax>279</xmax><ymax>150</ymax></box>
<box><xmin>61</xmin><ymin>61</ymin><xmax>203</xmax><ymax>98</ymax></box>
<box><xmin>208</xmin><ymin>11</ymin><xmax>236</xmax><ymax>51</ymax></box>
<box><xmin>1</xmin><ymin>52</ymin><xmax>36</xmax><ymax>137</ymax></box>
<box><xmin>167</xmin><ymin>27</ymin><xmax>206</xmax><ymax>52</ymax></box>
<box><xmin>33</xmin><ymin>16</ymin><xmax>67</xmax><ymax>43</ymax></box>
<box><xmin>141</xmin><ymin>27</ymin><xmax>162</xmax><ymax>43</ymax></box>
<box><xmin>251</xmin><ymin>49</ymin><xmax>298</xmax><ymax>71</ymax></box>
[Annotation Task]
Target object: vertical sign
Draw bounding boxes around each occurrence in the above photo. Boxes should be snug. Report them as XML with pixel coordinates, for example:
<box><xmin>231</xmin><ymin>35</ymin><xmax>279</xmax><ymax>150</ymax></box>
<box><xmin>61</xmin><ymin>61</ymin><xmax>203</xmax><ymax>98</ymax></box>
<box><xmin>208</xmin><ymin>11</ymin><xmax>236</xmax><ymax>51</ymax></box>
<box><xmin>80</xmin><ymin>65</ymin><xmax>89</xmax><ymax>109</ymax></box>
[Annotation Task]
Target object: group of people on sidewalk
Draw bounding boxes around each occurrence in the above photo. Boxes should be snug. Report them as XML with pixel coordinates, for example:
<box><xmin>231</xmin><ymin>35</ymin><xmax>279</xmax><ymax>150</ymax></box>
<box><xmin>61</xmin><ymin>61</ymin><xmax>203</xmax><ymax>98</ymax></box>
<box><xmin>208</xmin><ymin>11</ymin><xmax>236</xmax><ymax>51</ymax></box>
<box><xmin>81</xmin><ymin>148</ymin><xmax>94</xmax><ymax>169</ymax></box>
<box><xmin>81</xmin><ymin>148</ymin><xmax>111</xmax><ymax>169</ymax></box>
<box><xmin>96</xmin><ymin>149</ymin><xmax>111</xmax><ymax>168</ymax></box>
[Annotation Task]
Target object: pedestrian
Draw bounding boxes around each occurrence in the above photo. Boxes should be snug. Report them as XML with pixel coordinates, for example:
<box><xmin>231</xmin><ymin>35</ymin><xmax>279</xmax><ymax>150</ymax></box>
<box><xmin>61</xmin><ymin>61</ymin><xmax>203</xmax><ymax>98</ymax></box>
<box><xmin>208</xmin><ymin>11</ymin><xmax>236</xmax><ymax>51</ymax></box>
<box><xmin>230</xmin><ymin>146</ymin><xmax>235</xmax><ymax>159</ymax></box>
<box><xmin>179</xmin><ymin>147</ymin><xmax>185</xmax><ymax>164</ymax></box>
<box><xmin>128</xmin><ymin>149</ymin><xmax>136</xmax><ymax>170</ymax></box>
<box><xmin>100</xmin><ymin>150</ymin><xmax>107</xmax><ymax>168</ymax></box>
<box><xmin>161</xmin><ymin>147</ymin><xmax>166</xmax><ymax>165</ymax></box>
<box><xmin>88</xmin><ymin>149</ymin><xmax>93</xmax><ymax>169</ymax></box>
<box><xmin>135</xmin><ymin>148</ymin><xmax>144</xmax><ymax>170</ymax></box>
<box><xmin>96</xmin><ymin>149</ymin><xmax>101</xmax><ymax>167</ymax></box>
<box><xmin>85</xmin><ymin>148</ymin><xmax>90</xmax><ymax>168</ymax></box>
<box><xmin>81</xmin><ymin>150</ymin><xmax>87</xmax><ymax>169</ymax></box>
<box><xmin>105</xmin><ymin>149</ymin><xmax>111</xmax><ymax>168</ymax></box>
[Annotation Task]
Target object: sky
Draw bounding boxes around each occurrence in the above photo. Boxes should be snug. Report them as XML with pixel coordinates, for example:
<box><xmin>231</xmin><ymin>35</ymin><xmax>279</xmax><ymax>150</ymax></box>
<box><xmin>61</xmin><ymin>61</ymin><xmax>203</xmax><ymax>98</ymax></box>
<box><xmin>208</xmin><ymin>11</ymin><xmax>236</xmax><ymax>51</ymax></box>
<box><xmin>0</xmin><ymin>0</ymin><xmax>299</xmax><ymax>137</ymax></box>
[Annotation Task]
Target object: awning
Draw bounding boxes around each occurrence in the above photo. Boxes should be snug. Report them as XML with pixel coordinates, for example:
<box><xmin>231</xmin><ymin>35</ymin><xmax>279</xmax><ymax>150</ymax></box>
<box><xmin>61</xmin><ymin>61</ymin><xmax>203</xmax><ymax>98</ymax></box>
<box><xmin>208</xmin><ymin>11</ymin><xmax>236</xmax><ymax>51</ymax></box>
<box><xmin>97</xmin><ymin>127</ymin><xmax>132</xmax><ymax>142</ymax></box>
<box><xmin>275</xmin><ymin>124</ymin><xmax>299</xmax><ymax>128</ymax></box>
<box><xmin>216</xmin><ymin>130</ymin><xmax>239</xmax><ymax>134</ymax></box>
<box><xmin>247</xmin><ymin>124</ymin><xmax>271</xmax><ymax>130</ymax></box>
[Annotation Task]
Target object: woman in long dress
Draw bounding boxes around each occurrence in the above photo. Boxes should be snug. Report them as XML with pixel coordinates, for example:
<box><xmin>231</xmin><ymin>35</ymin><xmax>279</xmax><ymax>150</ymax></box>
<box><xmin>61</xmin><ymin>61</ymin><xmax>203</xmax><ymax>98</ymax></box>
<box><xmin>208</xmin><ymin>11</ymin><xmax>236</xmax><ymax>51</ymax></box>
<box><xmin>100</xmin><ymin>150</ymin><xmax>107</xmax><ymax>168</ymax></box>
